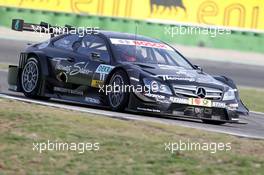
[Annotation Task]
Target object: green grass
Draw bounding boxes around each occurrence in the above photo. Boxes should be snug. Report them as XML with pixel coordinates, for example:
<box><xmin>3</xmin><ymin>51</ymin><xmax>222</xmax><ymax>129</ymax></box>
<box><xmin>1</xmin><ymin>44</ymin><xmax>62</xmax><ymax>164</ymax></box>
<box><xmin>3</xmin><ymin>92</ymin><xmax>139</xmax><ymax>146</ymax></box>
<box><xmin>0</xmin><ymin>98</ymin><xmax>264</xmax><ymax>174</ymax></box>
<box><xmin>239</xmin><ymin>87</ymin><xmax>264</xmax><ymax>113</ymax></box>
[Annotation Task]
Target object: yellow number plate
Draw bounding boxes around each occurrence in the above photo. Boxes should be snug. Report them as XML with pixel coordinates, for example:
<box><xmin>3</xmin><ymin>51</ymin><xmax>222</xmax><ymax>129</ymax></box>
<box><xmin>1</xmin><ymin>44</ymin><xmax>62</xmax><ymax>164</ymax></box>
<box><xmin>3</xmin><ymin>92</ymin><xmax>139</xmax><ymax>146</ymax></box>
<box><xmin>189</xmin><ymin>98</ymin><xmax>212</xmax><ymax>107</ymax></box>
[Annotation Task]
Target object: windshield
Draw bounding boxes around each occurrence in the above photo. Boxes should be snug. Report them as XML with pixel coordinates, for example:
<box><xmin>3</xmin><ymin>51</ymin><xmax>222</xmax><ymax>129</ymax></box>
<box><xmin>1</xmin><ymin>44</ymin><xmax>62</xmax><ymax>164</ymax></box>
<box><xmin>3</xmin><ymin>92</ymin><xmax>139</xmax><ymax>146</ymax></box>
<box><xmin>110</xmin><ymin>38</ymin><xmax>193</xmax><ymax>69</ymax></box>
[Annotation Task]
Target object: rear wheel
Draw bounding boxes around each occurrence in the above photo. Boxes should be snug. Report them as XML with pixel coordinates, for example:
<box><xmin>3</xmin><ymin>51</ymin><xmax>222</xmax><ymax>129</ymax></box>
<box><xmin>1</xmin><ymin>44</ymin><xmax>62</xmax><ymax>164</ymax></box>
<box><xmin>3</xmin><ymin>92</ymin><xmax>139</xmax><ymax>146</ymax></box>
<box><xmin>21</xmin><ymin>57</ymin><xmax>49</xmax><ymax>100</ymax></box>
<box><xmin>107</xmin><ymin>70</ymin><xmax>129</xmax><ymax>111</ymax></box>
<box><xmin>202</xmin><ymin>119</ymin><xmax>226</xmax><ymax>125</ymax></box>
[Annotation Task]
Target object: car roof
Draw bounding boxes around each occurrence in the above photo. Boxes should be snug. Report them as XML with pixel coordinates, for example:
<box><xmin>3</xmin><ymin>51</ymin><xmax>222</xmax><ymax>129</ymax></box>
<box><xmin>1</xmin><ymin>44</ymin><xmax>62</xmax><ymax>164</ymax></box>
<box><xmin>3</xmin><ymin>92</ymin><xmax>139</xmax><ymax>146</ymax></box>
<box><xmin>50</xmin><ymin>30</ymin><xmax>163</xmax><ymax>44</ymax></box>
<box><xmin>99</xmin><ymin>30</ymin><xmax>162</xmax><ymax>43</ymax></box>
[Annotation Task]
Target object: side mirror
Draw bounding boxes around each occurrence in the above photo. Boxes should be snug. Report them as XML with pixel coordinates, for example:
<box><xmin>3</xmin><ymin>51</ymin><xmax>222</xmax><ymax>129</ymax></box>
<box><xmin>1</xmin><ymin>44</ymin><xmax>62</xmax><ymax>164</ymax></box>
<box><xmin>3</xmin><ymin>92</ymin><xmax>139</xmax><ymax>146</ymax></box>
<box><xmin>90</xmin><ymin>52</ymin><xmax>104</xmax><ymax>62</ymax></box>
<box><xmin>193</xmin><ymin>65</ymin><xmax>203</xmax><ymax>72</ymax></box>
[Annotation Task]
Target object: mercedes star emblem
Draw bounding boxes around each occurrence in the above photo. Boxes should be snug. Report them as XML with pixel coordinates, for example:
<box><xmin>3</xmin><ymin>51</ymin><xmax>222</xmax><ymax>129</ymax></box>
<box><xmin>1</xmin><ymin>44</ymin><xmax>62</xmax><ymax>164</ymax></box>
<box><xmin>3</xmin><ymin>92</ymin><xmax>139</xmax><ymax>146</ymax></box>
<box><xmin>196</xmin><ymin>87</ymin><xmax>206</xmax><ymax>98</ymax></box>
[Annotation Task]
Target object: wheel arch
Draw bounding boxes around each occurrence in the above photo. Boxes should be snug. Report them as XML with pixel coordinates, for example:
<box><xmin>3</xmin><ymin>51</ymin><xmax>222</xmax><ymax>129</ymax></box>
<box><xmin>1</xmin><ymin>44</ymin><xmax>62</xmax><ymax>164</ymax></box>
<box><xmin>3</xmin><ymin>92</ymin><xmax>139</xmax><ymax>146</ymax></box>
<box><xmin>19</xmin><ymin>51</ymin><xmax>51</xmax><ymax>97</ymax></box>
<box><xmin>26</xmin><ymin>51</ymin><xmax>50</xmax><ymax>77</ymax></box>
<box><xmin>213</xmin><ymin>75</ymin><xmax>237</xmax><ymax>89</ymax></box>
<box><xmin>214</xmin><ymin>75</ymin><xmax>249</xmax><ymax>115</ymax></box>
<box><xmin>105</xmin><ymin>66</ymin><xmax>130</xmax><ymax>85</ymax></box>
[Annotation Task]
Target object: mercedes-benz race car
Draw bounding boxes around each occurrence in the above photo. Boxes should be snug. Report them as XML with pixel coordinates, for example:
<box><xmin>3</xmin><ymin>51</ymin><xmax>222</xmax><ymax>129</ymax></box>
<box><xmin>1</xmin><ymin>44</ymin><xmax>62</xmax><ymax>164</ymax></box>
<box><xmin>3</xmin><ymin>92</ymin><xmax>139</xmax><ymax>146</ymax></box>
<box><xmin>8</xmin><ymin>19</ymin><xmax>248</xmax><ymax>125</ymax></box>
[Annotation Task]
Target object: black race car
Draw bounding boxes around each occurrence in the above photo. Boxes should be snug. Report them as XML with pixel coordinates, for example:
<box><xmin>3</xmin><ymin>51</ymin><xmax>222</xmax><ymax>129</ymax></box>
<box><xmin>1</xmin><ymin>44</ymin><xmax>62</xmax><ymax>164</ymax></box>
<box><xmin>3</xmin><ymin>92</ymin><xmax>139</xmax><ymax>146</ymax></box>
<box><xmin>8</xmin><ymin>19</ymin><xmax>248</xmax><ymax>125</ymax></box>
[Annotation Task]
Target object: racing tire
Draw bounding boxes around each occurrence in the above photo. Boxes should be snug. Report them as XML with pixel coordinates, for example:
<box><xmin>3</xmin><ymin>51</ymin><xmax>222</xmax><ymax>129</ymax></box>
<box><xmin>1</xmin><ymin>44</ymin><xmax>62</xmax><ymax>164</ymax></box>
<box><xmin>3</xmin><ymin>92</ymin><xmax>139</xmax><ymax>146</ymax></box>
<box><xmin>107</xmin><ymin>70</ymin><xmax>130</xmax><ymax>111</ymax></box>
<box><xmin>202</xmin><ymin>119</ymin><xmax>226</xmax><ymax>125</ymax></box>
<box><xmin>20</xmin><ymin>57</ymin><xmax>49</xmax><ymax>100</ymax></box>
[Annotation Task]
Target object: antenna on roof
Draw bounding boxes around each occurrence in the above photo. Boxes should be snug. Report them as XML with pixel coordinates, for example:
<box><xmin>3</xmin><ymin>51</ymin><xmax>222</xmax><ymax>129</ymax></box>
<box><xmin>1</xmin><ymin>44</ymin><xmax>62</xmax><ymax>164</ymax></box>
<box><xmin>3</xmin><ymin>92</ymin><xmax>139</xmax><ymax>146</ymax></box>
<box><xmin>134</xmin><ymin>21</ymin><xmax>138</xmax><ymax>60</ymax></box>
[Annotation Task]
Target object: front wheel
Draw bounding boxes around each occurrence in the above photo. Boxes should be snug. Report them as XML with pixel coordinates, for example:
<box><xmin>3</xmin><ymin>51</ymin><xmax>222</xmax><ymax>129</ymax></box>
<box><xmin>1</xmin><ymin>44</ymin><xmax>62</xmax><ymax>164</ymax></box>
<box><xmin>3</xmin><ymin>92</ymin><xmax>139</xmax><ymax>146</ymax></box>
<box><xmin>107</xmin><ymin>70</ymin><xmax>130</xmax><ymax>111</ymax></box>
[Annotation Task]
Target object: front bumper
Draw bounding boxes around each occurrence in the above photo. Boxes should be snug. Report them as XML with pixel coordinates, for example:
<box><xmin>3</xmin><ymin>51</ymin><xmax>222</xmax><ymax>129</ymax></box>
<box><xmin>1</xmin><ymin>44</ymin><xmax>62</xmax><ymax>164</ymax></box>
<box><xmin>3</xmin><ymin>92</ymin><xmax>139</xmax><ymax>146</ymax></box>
<box><xmin>128</xmin><ymin>92</ymin><xmax>242</xmax><ymax>123</ymax></box>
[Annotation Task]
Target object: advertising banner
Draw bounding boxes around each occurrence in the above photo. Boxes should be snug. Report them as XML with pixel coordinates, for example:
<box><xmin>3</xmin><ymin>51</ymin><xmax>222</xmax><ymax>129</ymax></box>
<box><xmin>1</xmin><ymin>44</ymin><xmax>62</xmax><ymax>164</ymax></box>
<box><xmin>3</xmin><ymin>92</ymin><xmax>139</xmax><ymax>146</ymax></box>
<box><xmin>0</xmin><ymin>0</ymin><xmax>263</xmax><ymax>30</ymax></box>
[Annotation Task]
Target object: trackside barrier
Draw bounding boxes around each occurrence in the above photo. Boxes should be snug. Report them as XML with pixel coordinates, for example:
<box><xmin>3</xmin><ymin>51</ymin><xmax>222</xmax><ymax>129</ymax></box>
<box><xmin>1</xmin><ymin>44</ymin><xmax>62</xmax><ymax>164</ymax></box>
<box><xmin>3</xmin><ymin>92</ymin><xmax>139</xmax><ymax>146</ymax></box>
<box><xmin>0</xmin><ymin>6</ymin><xmax>264</xmax><ymax>53</ymax></box>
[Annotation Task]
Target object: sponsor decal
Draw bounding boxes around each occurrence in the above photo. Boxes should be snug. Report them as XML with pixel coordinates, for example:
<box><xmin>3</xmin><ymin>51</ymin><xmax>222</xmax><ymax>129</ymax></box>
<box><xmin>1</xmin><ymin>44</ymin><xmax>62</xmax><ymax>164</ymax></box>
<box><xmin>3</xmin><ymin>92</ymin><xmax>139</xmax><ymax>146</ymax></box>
<box><xmin>54</xmin><ymin>87</ymin><xmax>83</xmax><ymax>96</ymax></box>
<box><xmin>175</xmin><ymin>69</ymin><xmax>197</xmax><ymax>78</ymax></box>
<box><xmin>137</xmin><ymin>107</ymin><xmax>160</xmax><ymax>113</ymax></box>
<box><xmin>160</xmin><ymin>75</ymin><xmax>195</xmax><ymax>82</ymax></box>
<box><xmin>189</xmin><ymin>98</ymin><xmax>212</xmax><ymax>107</ymax></box>
<box><xmin>212</xmin><ymin>102</ymin><xmax>226</xmax><ymax>108</ymax></box>
<box><xmin>110</xmin><ymin>38</ymin><xmax>174</xmax><ymax>51</ymax></box>
<box><xmin>85</xmin><ymin>97</ymin><xmax>100</xmax><ymax>104</ymax></box>
<box><xmin>144</xmin><ymin>93</ymin><xmax>165</xmax><ymax>100</ymax></box>
<box><xmin>91</xmin><ymin>80</ymin><xmax>104</xmax><ymax>88</ymax></box>
<box><xmin>99</xmin><ymin>73</ymin><xmax>106</xmax><ymax>81</ymax></box>
<box><xmin>170</xmin><ymin>97</ymin><xmax>189</xmax><ymax>104</ymax></box>
<box><xmin>95</xmin><ymin>64</ymin><xmax>114</xmax><ymax>81</ymax></box>
<box><xmin>52</xmin><ymin>58</ymin><xmax>92</xmax><ymax>76</ymax></box>
<box><xmin>14</xmin><ymin>20</ymin><xmax>20</xmax><ymax>30</ymax></box>
<box><xmin>70</xmin><ymin>62</ymin><xmax>92</xmax><ymax>76</ymax></box>
<box><xmin>228</xmin><ymin>103</ymin><xmax>238</xmax><ymax>108</ymax></box>
<box><xmin>156</xmin><ymin>99</ymin><xmax>171</xmax><ymax>104</ymax></box>
<box><xmin>171</xmin><ymin>97</ymin><xmax>226</xmax><ymax>109</ymax></box>
<box><xmin>95</xmin><ymin>64</ymin><xmax>114</xmax><ymax>74</ymax></box>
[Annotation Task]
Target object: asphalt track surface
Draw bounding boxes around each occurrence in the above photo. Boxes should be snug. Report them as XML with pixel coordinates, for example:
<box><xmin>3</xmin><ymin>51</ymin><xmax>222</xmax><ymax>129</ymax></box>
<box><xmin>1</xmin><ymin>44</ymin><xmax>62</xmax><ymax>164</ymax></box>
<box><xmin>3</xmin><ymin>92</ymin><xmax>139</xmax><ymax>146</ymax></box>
<box><xmin>0</xmin><ymin>39</ymin><xmax>264</xmax><ymax>139</ymax></box>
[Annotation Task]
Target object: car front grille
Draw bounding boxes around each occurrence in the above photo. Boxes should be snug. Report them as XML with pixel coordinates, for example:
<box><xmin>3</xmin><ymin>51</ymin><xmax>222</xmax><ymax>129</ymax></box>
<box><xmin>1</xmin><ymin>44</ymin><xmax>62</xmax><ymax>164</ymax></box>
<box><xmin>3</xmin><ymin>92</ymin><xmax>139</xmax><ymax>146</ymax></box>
<box><xmin>173</xmin><ymin>85</ymin><xmax>223</xmax><ymax>100</ymax></box>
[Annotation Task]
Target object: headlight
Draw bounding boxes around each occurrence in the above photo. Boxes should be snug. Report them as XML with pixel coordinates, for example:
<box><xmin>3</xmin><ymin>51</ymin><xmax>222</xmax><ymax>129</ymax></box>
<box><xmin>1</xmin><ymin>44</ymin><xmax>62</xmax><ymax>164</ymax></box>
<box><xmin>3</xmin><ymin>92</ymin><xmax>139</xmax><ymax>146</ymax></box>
<box><xmin>143</xmin><ymin>78</ymin><xmax>172</xmax><ymax>95</ymax></box>
<box><xmin>223</xmin><ymin>89</ymin><xmax>235</xmax><ymax>101</ymax></box>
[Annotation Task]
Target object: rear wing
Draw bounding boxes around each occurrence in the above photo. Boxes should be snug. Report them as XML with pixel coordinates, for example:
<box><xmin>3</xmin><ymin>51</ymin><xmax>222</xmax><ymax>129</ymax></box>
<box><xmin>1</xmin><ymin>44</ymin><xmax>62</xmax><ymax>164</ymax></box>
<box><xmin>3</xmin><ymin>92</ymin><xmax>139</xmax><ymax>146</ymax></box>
<box><xmin>11</xmin><ymin>19</ymin><xmax>74</xmax><ymax>37</ymax></box>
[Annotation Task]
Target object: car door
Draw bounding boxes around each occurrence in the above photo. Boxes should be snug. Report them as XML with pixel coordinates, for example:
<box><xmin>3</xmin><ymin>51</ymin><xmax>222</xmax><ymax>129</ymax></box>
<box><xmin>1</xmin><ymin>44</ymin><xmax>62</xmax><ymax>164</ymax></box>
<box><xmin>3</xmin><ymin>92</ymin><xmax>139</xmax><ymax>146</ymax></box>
<box><xmin>74</xmin><ymin>34</ymin><xmax>113</xmax><ymax>88</ymax></box>
<box><xmin>50</xmin><ymin>34</ymin><xmax>85</xmax><ymax>85</ymax></box>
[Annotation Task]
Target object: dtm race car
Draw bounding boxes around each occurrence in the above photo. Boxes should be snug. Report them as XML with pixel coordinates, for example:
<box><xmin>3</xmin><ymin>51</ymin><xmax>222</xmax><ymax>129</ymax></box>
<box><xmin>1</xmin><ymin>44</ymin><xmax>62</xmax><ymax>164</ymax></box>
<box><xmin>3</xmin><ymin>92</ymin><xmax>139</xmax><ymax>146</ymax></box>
<box><xmin>8</xmin><ymin>19</ymin><xmax>248</xmax><ymax>125</ymax></box>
